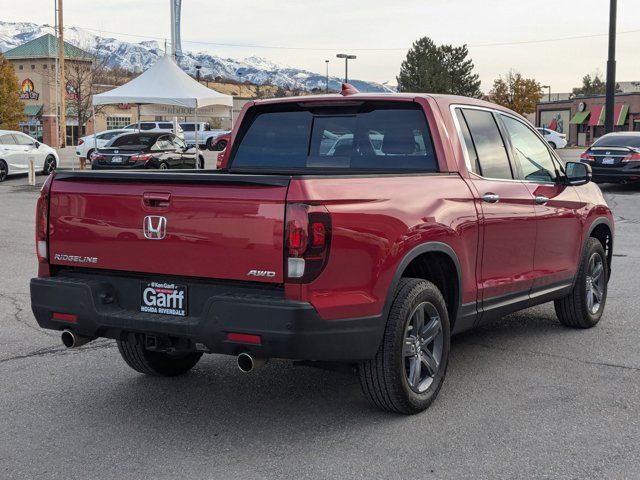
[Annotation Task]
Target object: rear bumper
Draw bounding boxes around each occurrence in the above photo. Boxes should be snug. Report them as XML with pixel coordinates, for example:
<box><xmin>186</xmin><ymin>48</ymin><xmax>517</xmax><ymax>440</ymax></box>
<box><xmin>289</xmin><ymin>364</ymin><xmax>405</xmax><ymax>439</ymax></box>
<box><xmin>30</xmin><ymin>273</ymin><xmax>383</xmax><ymax>361</ymax></box>
<box><xmin>588</xmin><ymin>161</ymin><xmax>640</xmax><ymax>183</ymax></box>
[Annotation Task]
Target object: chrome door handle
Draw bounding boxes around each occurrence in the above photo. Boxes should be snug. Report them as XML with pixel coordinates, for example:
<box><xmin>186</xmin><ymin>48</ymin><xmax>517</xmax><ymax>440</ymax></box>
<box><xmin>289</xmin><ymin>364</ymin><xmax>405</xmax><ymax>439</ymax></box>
<box><xmin>482</xmin><ymin>193</ymin><xmax>500</xmax><ymax>203</ymax></box>
<box><xmin>535</xmin><ymin>195</ymin><xmax>549</xmax><ymax>205</ymax></box>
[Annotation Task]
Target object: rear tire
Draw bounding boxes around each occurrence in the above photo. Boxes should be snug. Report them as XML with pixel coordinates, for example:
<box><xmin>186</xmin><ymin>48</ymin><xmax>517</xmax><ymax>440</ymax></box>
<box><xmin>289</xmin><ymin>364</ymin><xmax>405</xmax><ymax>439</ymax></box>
<box><xmin>159</xmin><ymin>162</ymin><xmax>169</xmax><ymax>170</ymax></box>
<box><xmin>358</xmin><ymin>278</ymin><xmax>450</xmax><ymax>414</ymax></box>
<box><xmin>117</xmin><ymin>335</ymin><xmax>202</xmax><ymax>376</ymax></box>
<box><xmin>549</xmin><ymin>141</ymin><xmax>557</xmax><ymax>149</ymax></box>
<box><xmin>205</xmin><ymin>138</ymin><xmax>214</xmax><ymax>151</ymax></box>
<box><xmin>198</xmin><ymin>155</ymin><xmax>205</xmax><ymax>169</ymax></box>
<box><xmin>554</xmin><ymin>238</ymin><xmax>608</xmax><ymax>328</ymax></box>
<box><xmin>42</xmin><ymin>155</ymin><xmax>56</xmax><ymax>175</ymax></box>
<box><xmin>215</xmin><ymin>139</ymin><xmax>228</xmax><ymax>151</ymax></box>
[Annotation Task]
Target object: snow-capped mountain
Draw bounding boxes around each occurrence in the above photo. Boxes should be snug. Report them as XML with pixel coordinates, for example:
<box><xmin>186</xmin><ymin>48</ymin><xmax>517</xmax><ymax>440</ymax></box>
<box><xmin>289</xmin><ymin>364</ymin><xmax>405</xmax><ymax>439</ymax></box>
<box><xmin>0</xmin><ymin>21</ymin><xmax>391</xmax><ymax>93</ymax></box>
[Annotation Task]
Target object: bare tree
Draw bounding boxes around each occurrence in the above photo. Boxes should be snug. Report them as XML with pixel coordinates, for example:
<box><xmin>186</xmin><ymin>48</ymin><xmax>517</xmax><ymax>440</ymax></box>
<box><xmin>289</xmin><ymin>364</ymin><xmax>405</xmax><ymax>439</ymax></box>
<box><xmin>62</xmin><ymin>46</ymin><xmax>110</xmax><ymax>136</ymax></box>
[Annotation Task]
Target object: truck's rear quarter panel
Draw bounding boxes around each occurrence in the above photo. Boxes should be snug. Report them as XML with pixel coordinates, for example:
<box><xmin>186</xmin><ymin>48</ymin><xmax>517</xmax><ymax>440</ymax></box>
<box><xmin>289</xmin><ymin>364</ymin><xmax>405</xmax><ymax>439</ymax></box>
<box><xmin>286</xmin><ymin>174</ymin><xmax>479</xmax><ymax>320</ymax></box>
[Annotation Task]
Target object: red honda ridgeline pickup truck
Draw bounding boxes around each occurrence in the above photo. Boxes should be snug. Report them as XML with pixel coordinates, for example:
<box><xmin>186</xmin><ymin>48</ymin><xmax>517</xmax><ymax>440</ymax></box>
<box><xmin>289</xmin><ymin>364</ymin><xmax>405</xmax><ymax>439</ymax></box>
<box><xmin>31</xmin><ymin>87</ymin><xmax>614</xmax><ymax>414</ymax></box>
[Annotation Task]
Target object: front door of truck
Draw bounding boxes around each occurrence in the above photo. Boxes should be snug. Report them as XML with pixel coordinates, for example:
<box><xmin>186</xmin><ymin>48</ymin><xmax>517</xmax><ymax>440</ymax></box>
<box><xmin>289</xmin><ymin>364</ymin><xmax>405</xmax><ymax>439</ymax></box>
<box><xmin>498</xmin><ymin>113</ymin><xmax>584</xmax><ymax>292</ymax></box>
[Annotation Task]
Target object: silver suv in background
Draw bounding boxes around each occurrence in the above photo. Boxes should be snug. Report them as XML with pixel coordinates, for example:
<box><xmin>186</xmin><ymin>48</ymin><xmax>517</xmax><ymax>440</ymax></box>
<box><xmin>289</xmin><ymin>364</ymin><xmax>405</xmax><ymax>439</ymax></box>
<box><xmin>124</xmin><ymin>122</ymin><xmax>185</xmax><ymax>140</ymax></box>
<box><xmin>180</xmin><ymin>122</ymin><xmax>230</xmax><ymax>150</ymax></box>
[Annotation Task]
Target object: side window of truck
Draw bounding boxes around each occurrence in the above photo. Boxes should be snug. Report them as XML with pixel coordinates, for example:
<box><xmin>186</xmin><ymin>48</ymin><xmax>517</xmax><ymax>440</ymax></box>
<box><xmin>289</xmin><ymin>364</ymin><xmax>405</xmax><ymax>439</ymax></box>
<box><xmin>455</xmin><ymin>110</ymin><xmax>482</xmax><ymax>175</ymax></box>
<box><xmin>500</xmin><ymin>115</ymin><xmax>557</xmax><ymax>183</ymax></box>
<box><xmin>460</xmin><ymin>108</ymin><xmax>513</xmax><ymax>180</ymax></box>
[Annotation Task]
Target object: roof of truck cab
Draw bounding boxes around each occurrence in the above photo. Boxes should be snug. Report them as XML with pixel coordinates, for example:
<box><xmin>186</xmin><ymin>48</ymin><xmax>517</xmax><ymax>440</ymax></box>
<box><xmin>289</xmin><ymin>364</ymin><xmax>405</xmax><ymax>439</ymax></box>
<box><xmin>251</xmin><ymin>92</ymin><xmax>518</xmax><ymax>115</ymax></box>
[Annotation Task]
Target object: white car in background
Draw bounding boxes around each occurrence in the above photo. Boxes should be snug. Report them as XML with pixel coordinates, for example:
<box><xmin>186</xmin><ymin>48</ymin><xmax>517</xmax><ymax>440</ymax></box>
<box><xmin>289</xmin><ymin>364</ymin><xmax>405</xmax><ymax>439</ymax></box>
<box><xmin>0</xmin><ymin>130</ymin><xmax>58</xmax><ymax>182</ymax></box>
<box><xmin>124</xmin><ymin>122</ymin><xmax>185</xmax><ymax>140</ymax></box>
<box><xmin>536</xmin><ymin>127</ymin><xmax>567</xmax><ymax>149</ymax></box>
<box><xmin>76</xmin><ymin>129</ymin><xmax>129</xmax><ymax>160</ymax></box>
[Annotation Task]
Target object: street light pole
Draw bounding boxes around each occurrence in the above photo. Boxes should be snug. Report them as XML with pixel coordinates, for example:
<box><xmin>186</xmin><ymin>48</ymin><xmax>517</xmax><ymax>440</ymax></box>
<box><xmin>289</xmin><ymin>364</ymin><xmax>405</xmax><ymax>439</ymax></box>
<box><xmin>57</xmin><ymin>0</ymin><xmax>66</xmax><ymax>148</ymax></box>
<box><xmin>605</xmin><ymin>0</ymin><xmax>617</xmax><ymax>133</ymax></box>
<box><xmin>542</xmin><ymin>85</ymin><xmax>551</xmax><ymax>102</ymax></box>
<box><xmin>336</xmin><ymin>53</ymin><xmax>356</xmax><ymax>83</ymax></box>
<box><xmin>325</xmin><ymin>60</ymin><xmax>329</xmax><ymax>93</ymax></box>
<box><xmin>195</xmin><ymin>65</ymin><xmax>202</xmax><ymax>82</ymax></box>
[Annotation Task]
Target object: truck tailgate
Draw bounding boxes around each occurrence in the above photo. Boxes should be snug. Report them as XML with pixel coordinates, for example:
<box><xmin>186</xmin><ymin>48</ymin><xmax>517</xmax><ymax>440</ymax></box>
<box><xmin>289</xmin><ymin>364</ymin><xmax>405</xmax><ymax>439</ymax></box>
<box><xmin>48</xmin><ymin>172</ymin><xmax>290</xmax><ymax>283</ymax></box>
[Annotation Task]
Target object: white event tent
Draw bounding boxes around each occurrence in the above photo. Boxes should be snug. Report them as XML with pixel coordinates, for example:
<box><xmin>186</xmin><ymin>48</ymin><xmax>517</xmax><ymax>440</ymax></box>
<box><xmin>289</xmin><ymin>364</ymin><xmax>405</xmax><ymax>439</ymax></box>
<box><xmin>92</xmin><ymin>55</ymin><xmax>233</xmax><ymax>168</ymax></box>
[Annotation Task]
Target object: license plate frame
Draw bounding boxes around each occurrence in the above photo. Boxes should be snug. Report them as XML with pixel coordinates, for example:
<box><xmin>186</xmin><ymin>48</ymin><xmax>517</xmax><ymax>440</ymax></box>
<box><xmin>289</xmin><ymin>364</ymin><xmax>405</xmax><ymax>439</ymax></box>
<box><xmin>111</xmin><ymin>156</ymin><xmax>123</xmax><ymax>163</ymax></box>
<box><xmin>140</xmin><ymin>281</ymin><xmax>188</xmax><ymax>317</ymax></box>
<box><xmin>602</xmin><ymin>157</ymin><xmax>615</xmax><ymax>165</ymax></box>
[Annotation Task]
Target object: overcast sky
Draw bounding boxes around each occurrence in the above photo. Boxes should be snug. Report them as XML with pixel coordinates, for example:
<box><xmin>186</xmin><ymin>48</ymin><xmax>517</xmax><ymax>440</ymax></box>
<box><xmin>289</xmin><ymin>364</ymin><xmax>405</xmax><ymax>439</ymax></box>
<box><xmin>2</xmin><ymin>0</ymin><xmax>639</xmax><ymax>92</ymax></box>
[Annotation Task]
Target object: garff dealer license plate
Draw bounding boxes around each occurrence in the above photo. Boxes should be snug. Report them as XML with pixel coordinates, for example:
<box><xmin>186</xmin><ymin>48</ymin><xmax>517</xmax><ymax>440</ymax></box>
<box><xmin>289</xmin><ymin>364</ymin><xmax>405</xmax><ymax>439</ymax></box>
<box><xmin>602</xmin><ymin>157</ymin><xmax>615</xmax><ymax>165</ymax></box>
<box><xmin>140</xmin><ymin>281</ymin><xmax>188</xmax><ymax>316</ymax></box>
<box><xmin>111</xmin><ymin>156</ymin><xmax>123</xmax><ymax>163</ymax></box>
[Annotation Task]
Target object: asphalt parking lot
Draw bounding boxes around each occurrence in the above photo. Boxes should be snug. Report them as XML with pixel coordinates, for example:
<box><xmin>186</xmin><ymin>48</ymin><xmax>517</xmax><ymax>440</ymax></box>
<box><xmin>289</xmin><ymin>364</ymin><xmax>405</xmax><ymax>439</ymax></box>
<box><xmin>1</xmin><ymin>149</ymin><xmax>638</xmax><ymax>479</ymax></box>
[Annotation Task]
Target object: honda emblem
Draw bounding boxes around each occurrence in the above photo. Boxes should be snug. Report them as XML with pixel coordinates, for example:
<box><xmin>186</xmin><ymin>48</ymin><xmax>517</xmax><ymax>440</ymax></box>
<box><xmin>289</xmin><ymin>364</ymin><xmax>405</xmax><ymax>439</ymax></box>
<box><xmin>143</xmin><ymin>216</ymin><xmax>167</xmax><ymax>240</ymax></box>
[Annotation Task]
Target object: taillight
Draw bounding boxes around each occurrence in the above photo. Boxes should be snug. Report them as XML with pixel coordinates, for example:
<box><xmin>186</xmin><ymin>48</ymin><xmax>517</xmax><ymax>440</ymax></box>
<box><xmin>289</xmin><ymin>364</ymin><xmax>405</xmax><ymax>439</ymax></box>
<box><xmin>622</xmin><ymin>152</ymin><xmax>640</xmax><ymax>162</ymax></box>
<box><xmin>130</xmin><ymin>153</ymin><xmax>153</xmax><ymax>162</ymax></box>
<box><xmin>285</xmin><ymin>203</ymin><xmax>331</xmax><ymax>283</ymax></box>
<box><xmin>91</xmin><ymin>153</ymin><xmax>104</xmax><ymax>161</ymax></box>
<box><xmin>35</xmin><ymin>174</ymin><xmax>54</xmax><ymax>277</ymax></box>
<box><xmin>580</xmin><ymin>152</ymin><xmax>595</xmax><ymax>161</ymax></box>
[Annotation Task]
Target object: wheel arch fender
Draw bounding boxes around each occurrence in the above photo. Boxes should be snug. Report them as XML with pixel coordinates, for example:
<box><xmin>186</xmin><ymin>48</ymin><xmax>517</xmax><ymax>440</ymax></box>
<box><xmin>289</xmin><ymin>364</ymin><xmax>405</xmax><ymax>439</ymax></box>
<box><xmin>382</xmin><ymin>242</ymin><xmax>463</xmax><ymax>325</ymax></box>
<box><xmin>584</xmin><ymin>216</ymin><xmax>614</xmax><ymax>279</ymax></box>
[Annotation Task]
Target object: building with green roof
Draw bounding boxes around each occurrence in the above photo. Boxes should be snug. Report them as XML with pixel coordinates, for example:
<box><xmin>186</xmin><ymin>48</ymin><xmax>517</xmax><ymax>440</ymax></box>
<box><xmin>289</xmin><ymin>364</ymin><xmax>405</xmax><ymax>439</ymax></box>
<box><xmin>3</xmin><ymin>33</ymin><xmax>92</xmax><ymax>61</ymax></box>
<box><xmin>4</xmin><ymin>34</ymin><xmax>94</xmax><ymax>146</ymax></box>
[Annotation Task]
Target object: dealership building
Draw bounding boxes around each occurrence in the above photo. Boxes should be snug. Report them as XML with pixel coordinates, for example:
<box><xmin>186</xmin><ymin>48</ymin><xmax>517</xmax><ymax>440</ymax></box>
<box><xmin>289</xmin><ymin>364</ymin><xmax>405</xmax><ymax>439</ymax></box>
<box><xmin>536</xmin><ymin>84</ymin><xmax>640</xmax><ymax>146</ymax></box>
<box><xmin>4</xmin><ymin>34</ymin><xmax>139</xmax><ymax>147</ymax></box>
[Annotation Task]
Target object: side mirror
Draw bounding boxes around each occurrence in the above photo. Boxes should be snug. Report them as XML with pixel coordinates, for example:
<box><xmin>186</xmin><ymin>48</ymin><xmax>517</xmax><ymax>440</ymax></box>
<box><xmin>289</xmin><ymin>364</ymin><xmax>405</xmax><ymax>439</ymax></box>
<box><xmin>34</xmin><ymin>141</ymin><xmax>40</xmax><ymax>148</ymax></box>
<box><xmin>565</xmin><ymin>161</ymin><xmax>591</xmax><ymax>186</ymax></box>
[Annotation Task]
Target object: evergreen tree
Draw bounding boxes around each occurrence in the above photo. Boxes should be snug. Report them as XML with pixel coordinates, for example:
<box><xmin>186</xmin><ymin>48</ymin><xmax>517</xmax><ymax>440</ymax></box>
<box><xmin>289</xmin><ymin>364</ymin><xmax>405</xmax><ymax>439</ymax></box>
<box><xmin>0</xmin><ymin>54</ymin><xmax>25</xmax><ymax>130</ymax></box>
<box><xmin>397</xmin><ymin>37</ymin><xmax>482</xmax><ymax>98</ymax></box>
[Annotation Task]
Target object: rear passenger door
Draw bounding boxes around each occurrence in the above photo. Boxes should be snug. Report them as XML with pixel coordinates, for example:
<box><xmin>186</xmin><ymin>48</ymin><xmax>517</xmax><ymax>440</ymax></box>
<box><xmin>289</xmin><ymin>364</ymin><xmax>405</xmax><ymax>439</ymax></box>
<box><xmin>454</xmin><ymin>107</ymin><xmax>537</xmax><ymax>313</ymax></box>
<box><xmin>499</xmin><ymin>114</ymin><xmax>584</xmax><ymax>292</ymax></box>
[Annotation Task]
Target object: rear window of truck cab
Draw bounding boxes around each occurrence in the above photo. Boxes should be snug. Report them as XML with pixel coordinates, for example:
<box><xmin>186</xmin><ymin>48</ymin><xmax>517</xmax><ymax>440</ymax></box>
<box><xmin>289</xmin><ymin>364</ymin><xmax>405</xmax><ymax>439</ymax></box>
<box><xmin>230</xmin><ymin>102</ymin><xmax>437</xmax><ymax>173</ymax></box>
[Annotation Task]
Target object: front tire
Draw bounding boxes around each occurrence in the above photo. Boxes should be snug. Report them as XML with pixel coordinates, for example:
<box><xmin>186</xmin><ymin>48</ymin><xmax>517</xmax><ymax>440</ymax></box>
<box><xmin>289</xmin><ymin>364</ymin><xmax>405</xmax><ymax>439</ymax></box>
<box><xmin>117</xmin><ymin>335</ymin><xmax>202</xmax><ymax>376</ymax></box>
<box><xmin>205</xmin><ymin>138</ymin><xmax>214</xmax><ymax>151</ymax></box>
<box><xmin>555</xmin><ymin>238</ymin><xmax>608</xmax><ymax>328</ymax></box>
<box><xmin>358</xmin><ymin>278</ymin><xmax>450</xmax><ymax>414</ymax></box>
<box><xmin>215</xmin><ymin>139</ymin><xmax>228</xmax><ymax>151</ymax></box>
<box><xmin>549</xmin><ymin>141</ymin><xmax>557</xmax><ymax>149</ymax></box>
<box><xmin>159</xmin><ymin>161</ymin><xmax>169</xmax><ymax>170</ymax></box>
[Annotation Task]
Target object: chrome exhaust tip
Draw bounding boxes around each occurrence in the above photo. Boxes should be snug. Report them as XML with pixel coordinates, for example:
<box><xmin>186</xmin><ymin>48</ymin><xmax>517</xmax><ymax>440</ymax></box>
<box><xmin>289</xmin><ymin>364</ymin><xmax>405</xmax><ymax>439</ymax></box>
<box><xmin>237</xmin><ymin>352</ymin><xmax>267</xmax><ymax>373</ymax></box>
<box><xmin>61</xmin><ymin>329</ymin><xmax>93</xmax><ymax>348</ymax></box>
